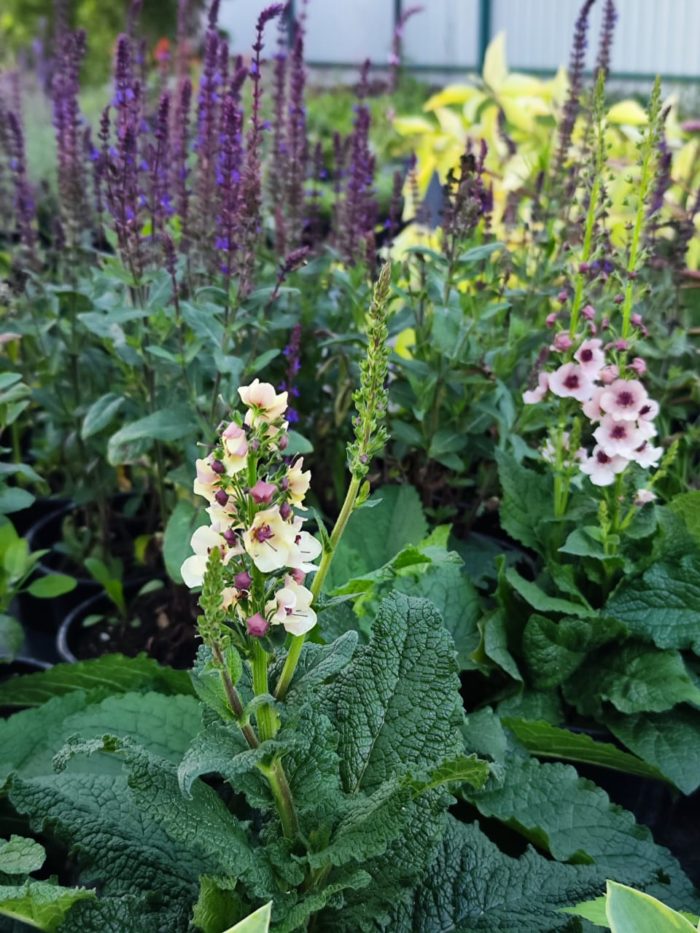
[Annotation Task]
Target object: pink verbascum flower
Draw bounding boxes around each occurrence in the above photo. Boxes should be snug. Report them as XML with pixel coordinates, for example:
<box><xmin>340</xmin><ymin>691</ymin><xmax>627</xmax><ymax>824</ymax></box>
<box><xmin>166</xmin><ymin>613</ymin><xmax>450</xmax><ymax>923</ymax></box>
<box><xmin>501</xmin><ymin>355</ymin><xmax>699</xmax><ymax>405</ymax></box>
<box><xmin>523</xmin><ymin>372</ymin><xmax>548</xmax><ymax>405</ymax></box>
<box><xmin>599</xmin><ymin>379</ymin><xmax>649</xmax><ymax>422</ymax></box>
<box><xmin>582</xmin><ymin>386</ymin><xmax>605</xmax><ymax>422</ymax></box>
<box><xmin>579</xmin><ymin>446</ymin><xmax>629</xmax><ymax>486</ymax></box>
<box><xmin>548</xmin><ymin>363</ymin><xmax>595</xmax><ymax>402</ymax></box>
<box><xmin>193</xmin><ymin>457</ymin><xmax>220</xmax><ymax>503</ymax></box>
<box><xmin>593</xmin><ymin>415</ymin><xmax>646</xmax><ymax>458</ymax></box>
<box><xmin>238</xmin><ymin>379</ymin><xmax>288</xmax><ymax>426</ymax></box>
<box><xmin>634</xmin><ymin>488</ymin><xmax>657</xmax><ymax>506</ymax></box>
<box><xmin>574</xmin><ymin>338</ymin><xmax>605</xmax><ymax>376</ymax></box>
<box><xmin>631</xmin><ymin>441</ymin><xmax>663</xmax><ymax>469</ymax></box>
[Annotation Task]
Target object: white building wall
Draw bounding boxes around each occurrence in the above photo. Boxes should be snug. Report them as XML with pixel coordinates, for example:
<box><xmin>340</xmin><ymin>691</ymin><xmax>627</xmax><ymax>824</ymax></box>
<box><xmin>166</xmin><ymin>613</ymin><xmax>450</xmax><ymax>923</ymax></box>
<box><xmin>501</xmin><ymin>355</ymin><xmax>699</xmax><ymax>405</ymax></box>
<box><xmin>217</xmin><ymin>0</ymin><xmax>700</xmax><ymax>79</ymax></box>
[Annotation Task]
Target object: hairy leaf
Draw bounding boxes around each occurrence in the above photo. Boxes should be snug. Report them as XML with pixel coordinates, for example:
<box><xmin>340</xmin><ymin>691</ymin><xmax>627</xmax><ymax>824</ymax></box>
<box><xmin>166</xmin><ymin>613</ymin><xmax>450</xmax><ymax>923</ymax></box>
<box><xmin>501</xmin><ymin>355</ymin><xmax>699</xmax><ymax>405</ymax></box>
<box><xmin>0</xmin><ymin>880</ymin><xmax>94</xmax><ymax>932</ymax></box>
<box><xmin>328</xmin><ymin>593</ymin><xmax>462</xmax><ymax>794</ymax></box>
<box><xmin>0</xmin><ymin>837</ymin><xmax>45</xmax><ymax>876</ymax></box>
<box><xmin>0</xmin><ymin>655</ymin><xmax>192</xmax><ymax>708</ymax></box>
<box><xmin>522</xmin><ymin>614</ymin><xmax>624</xmax><ymax>688</ymax></box>
<box><xmin>606</xmin><ymin>708</ymin><xmax>700</xmax><ymax>794</ymax></box>
<box><xmin>605</xmin><ymin>558</ymin><xmax>700</xmax><ymax>652</ymax></box>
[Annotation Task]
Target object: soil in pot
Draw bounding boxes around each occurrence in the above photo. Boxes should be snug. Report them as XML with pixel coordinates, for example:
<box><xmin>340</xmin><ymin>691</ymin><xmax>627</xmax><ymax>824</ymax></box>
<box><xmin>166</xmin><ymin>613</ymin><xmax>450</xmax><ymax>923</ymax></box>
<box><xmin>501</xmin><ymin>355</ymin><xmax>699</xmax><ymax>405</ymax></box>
<box><xmin>59</xmin><ymin>583</ymin><xmax>199</xmax><ymax>669</ymax></box>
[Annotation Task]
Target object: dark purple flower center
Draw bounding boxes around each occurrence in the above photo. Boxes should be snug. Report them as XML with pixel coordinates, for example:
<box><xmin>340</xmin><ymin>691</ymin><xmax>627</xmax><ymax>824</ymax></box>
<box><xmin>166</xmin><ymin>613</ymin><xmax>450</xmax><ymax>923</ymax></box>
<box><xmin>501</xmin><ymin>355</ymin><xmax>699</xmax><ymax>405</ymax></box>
<box><xmin>596</xmin><ymin>450</ymin><xmax>611</xmax><ymax>464</ymax></box>
<box><xmin>580</xmin><ymin>349</ymin><xmax>593</xmax><ymax>362</ymax></box>
<box><xmin>254</xmin><ymin>524</ymin><xmax>274</xmax><ymax>543</ymax></box>
<box><xmin>617</xmin><ymin>390</ymin><xmax>634</xmax><ymax>407</ymax></box>
<box><xmin>611</xmin><ymin>425</ymin><xmax>627</xmax><ymax>439</ymax></box>
<box><xmin>564</xmin><ymin>373</ymin><xmax>580</xmax><ymax>389</ymax></box>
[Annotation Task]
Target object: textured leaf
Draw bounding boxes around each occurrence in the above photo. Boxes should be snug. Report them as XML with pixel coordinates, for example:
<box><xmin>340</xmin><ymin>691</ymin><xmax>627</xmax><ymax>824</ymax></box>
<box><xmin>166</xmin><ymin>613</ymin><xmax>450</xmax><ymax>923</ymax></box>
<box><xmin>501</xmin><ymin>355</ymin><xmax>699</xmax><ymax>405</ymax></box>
<box><xmin>56</xmin><ymin>893</ymin><xmax>191</xmax><ymax>933</ymax></box>
<box><xmin>474</xmin><ymin>609</ymin><xmax>523</xmax><ymax>682</ymax></box>
<box><xmin>502</xmin><ymin>719</ymin><xmax>667</xmax><ymax>782</ymax></box>
<box><xmin>565</xmin><ymin>643</ymin><xmax>700</xmax><ymax>717</ymax></box>
<box><xmin>606</xmin><ymin>708</ymin><xmax>700</xmax><ymax>794</ymax></box>
<box><xmin>0</xmin><ymin>880</ymin><xmax>94</xmax><ymax>932</ymax></box>
<box><xmin>281</xmin><ymin>632</ymin><xmax>359</xmax><ymax>698</ymax></box>
<box><xmin>0</xmin><ymin>654</ymin><xmax>193</xmax><ymax>708</ymax></box>
<box><xmin>605</xmin><ymin>558</ymin><xmax>700</xmax><ymax>651</ymax></box>
<box><xmin>392</xmin><ymin>560</ymin><xmax>482</xmax><ymax>670</ymax></box>
<box><xmin>669</xmin><ymin>492</ymin><xmax>700</xmax><ymax>546</ymax></box>
<box><xmin>523</xmin><ymin>614</ymin><xmax>622</xmax><ymax>688</ymax></box>
<box><xmin>325</xmin><ymin>486</ymin><xmax>428</xmax><ymax>591</ymax></box>
<box><xmin>495</xmin><ymin>450</ymin><xmax>552</xmax><ymax>551</ymax></box>
<box><xmin>467</xmin><ymin>751</ymin><xmax>696</xmax><ymax>906</ymax></box>
<box><xmin>0</xmin><ymin>836</ymin><xmax>45</xmax><ymax>875</ymax></box>
<box><xmin>328</xmin><ymin>593</ymin><xmax>462</xmax><ymax>794</ymax></box>
<box><xmin>606</xmin><ymin>881</ymin><xmax>698</xmax><ymax>933</ymax></box>
<box><xmin>388</xmin><ymin>816</ymin><xmax>605</xmax><ymax>932</ymax></box>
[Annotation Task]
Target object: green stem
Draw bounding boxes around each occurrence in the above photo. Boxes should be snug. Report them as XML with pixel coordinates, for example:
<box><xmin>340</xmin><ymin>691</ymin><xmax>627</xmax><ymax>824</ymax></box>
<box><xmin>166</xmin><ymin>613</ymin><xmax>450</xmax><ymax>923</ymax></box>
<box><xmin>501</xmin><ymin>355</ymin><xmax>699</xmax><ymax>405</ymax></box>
<box><xmin>251</xmin><ymin>639</ymin><xmax>276</xmax><ymax>742</ymax></box>
<box><xmin>274</xmin><ymin>474</ymin><xmax>362</xmax><ymax>700</ymax></box>
<box><xmin>260</xmin><ymin>758</ymin><xmax>300</xmax><ymax>840</ymax></box>
<box><xmin>211</xmin><ymin>644</ymin><xmax>260</xmax><ymax>749</ymax></box>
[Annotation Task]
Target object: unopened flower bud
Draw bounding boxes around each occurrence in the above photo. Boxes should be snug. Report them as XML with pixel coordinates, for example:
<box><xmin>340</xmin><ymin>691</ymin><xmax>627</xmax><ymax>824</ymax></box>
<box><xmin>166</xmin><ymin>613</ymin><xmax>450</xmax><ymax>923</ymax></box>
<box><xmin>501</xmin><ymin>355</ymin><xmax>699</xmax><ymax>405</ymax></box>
<box><xmin>223</xmin><ymin>529</ymin><xmax>238</xmax><ymax>547</ymax></box>
<box><xmin>250</xmin><ymin>438</ymin><xmax>260</xmax><ymax>451</ymax></box>
<box><xmin>557</xmin><ymin>290</ymin><xmax>568</xmax><ymax>303</ymax></box>
<box><xmin>291</xmin><ymin>568</ymin><xmax>305</xmax><ymax>585</ymax></box>
<box><xmin>634</xmin><ymin>489</ymin><xmax>656</xmax><ymax>506</ymax></box>
<box><xmin>210</xmin><ymin>459</ymin><xmax>225</xmax><ymax>474</ymax></box>
<box><xmin>246</xmin><ymin>613</ymin><xmax>269</xmax><ymax>637</ymax></box>
<box><xmin>278</xmin><ymin>433</ymin><xmax>289</xmax><ymax>450</ymax></box>
<box><xmin>613</xmin><ymin>293</ymin><xmax>624</xmax><ymax>305</ymax></box>
<box><xmin>578</xmin><ymin>262</ymin><xmax>590</xmax><ymax>274</ymax></box>
<box><xmin>612</xmin><ymin>339</ymin><xmax>629</xmax><ymax>351</ymax></box>
<box><xmin>234</xmin><ymin>570</ymin><xmax>252</xmax><ymax>591</ymax></box>
<box><xmin>545</xmin><ymin>313</ymin><xmax>558</xmax><ymax>328</ymax></box>
<box><xmin>629</xmin><ymin>357</ymin><xmax>647</xmax><ymax>375</ymax></box>
<box><xmin>280</xmin><ymin>477</ymin><xmax>289</xmax><ymax>491</ymax></box>
<box><xmin>279</xmin><ymin>502</ymin><xmax>292</xmax><ymax>520</ymax></box>
<box><xmin>215</xmin><ymin>489</ymin><xmax>229</xmax><ymax>506</ymax></box>
<box><xmin>552</xmin><ymin>332</ymin><xmax>573</xmax><ymax>351</ymax></box>
<box><xmin>581</xmin><ymin>304</ymin><xmax>596</xmax><ymax>321</ymax></box>
<box><xmin>631</xmin><ymin>312</ymin><xmax>643</xmax><ymax>327</ymax></box>
<box><xmin>249</xmin><ymin>479</ymin><xmax>276</xmax><ymax>504</ymax></box>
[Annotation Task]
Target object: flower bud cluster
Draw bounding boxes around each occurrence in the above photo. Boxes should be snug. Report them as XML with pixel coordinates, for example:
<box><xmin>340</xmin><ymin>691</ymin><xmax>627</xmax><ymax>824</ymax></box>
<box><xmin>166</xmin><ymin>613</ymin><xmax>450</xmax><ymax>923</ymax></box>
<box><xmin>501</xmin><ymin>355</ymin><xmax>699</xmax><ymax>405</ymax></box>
<box><xmin>182</xmin><ymin>379</ymin><xmax>321</xmax><ymax>638</ymax></box>
<box><xmin>524</xmin><ymin>312</ymin><xmax>661</xmax><ymax>487</ymax></box>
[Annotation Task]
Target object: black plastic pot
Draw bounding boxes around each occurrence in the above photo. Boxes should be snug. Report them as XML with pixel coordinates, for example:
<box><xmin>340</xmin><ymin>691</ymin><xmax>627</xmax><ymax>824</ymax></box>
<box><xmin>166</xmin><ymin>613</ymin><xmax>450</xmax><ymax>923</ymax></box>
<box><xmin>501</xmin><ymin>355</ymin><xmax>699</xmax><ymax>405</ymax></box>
<box><xmin>57</xmin><ymin>579</ymin><xmax>196</xmax><ymax>669</ymax></box>
<box><xmin>21</xmin><ymin>496</ymin><xmax>154</xmax><ymax>632</ymax></box>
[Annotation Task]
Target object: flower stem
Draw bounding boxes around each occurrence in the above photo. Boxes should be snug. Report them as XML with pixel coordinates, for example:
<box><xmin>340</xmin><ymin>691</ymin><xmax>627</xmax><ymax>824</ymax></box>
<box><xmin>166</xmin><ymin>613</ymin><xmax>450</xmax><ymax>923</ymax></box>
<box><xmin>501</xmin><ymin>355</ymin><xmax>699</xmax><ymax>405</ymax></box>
<box><xmin>274</xmin><ymin>473</ymin><xmax>362</xmax><ymax>700</ymax></box>
<box><xmin>251</xmin><ymin>639</ymin><xmax>276</xmax><ymax>741</ymax></box>
<box><xmin>211</xmin><ymin>643</ymin><xmax>260</xmax><ymax>749</ymax></box>
<box><xmin>259</xmin><ymin>757</ymin><xmax>300</xmax><ymax>840</ymax></box>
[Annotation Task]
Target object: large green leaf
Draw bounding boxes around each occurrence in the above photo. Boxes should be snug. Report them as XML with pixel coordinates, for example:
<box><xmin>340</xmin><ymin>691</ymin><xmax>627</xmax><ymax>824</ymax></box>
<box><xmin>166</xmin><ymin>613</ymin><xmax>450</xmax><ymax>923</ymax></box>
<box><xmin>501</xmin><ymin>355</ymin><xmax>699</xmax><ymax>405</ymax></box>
<box><xmin>669</xmin><ymin>491</ymin><xmax>700</xmax><ymax>546</ymax></box>
<box><xmin>388</xmin><ymin>816</ymin><xmax>605</xmax><ymax>932</ymax></box>
<box><xmin>565</xmin><ymin>643</ymin><xmax>700</xmax><ymax>717</ymax></box>
<box><xmin>0</xmin><ymin>836</ymin><xmax>45</xmax><ymax>875</ymax></box>
<box><xmin>605</xmin><ymin>558</ymin><xmax>700</xmax><ymax>652</ymax></box>
<box><xmin>0</xmin><ymin>654</ymin><xmax>193</xmax><ymax>708</ymax></box>
<box><xmin>325</xmin><ymin>486</ymin><xmax>428</xmax><ymax>591</ymax></box>
<box><xmin>328</xmin><ymin>592</ymin><xmax>462</xmax><ymax>794</ymax></box>
<box><xmin>522</xmin><ymin>614</ymin><xmax>623</xmax><ymax>688</ymax></box>
<box><xmin>0</xmin><ymin>880</ymin><xmax>94</xmax><ymax>932</ymax></box>
<box><xmin>506</xmin><ymin>566</ymin><xmax>594</xmax><ymax>616</ymax></box>
<box><xmin>606</xmin><ymin>708</ymin><xmax>700</xmax><ymax>794</ymax></box>
<box><xmin>107</xmin><ymin>408</ymin><xmax>196</xmax><ymax>465</ymax></box>
<box><xmin>495</xmin><ymin>450</ymin><xmax>552</xmax><ymax>551</ymax></box>
<box><xmin>502</xmin><ymin>719</ymin><xmax>667</xmax><ymax>782</ymax></box>
<box><xmin>224</xmin><ymin>902</ymin><xmax>272</xmax><ymax>933</ymax></box>
<box><xmin>605</xmin><ymin>881</ymin><xmax>698</xmax><ymax>933</ymax></box>
<box><xmin>81</xmin><ymin>393</ymin><xmax>125</xmax><ymax>440</ymax></box>
<box><xmin>466</xmin><ymin>751</ymin><xmax>696</xmax><ymax>905</ymax></box>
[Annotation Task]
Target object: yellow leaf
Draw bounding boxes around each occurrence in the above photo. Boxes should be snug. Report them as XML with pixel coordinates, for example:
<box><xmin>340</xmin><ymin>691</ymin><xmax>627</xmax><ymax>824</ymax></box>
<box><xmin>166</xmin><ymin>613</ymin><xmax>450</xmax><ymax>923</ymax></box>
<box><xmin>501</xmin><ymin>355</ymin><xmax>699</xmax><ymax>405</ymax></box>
<box><xmin>425</xmin><ymin>84</ymin><xmax>479</xmax><ymax>111</ymax></box>
<box><xmin>394</xmin><ymin>327</ymin><xmax>416</xmax><ymax>359</ymax></box>
<box><xmin>433</xmin><ymin>106</ymin><xmax>467</xmax><ymax>137</ymax></box>
<box><xmin>483</xmin><ymin>33</ymin><xmax>508</xmax><ymax>91</ymax></box>
<box><xmin>607</xmin><ymin>99</ymin><xmax>648</xmax><ymax>126</ymax></box>
<box><xmin>393</xmin><ymin>116</ymin><xmax>435</xmax><ymax>136</ymax></box>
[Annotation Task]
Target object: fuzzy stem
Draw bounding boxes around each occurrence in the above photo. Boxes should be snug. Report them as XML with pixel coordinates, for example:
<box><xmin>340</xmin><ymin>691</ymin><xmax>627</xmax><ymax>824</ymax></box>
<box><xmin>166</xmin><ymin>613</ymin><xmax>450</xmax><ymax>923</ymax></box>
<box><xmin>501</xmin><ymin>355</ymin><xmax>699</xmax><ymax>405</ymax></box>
<box><xmin>260</xmin><ymin>758</ymin><xmax>300</xmax><ymax>840</ymax></box>
<box><xmin>251</xmin><ymin>639</ymin><xmax>277</xmax><ymax>741</ymax></box>
<box><xmin>211</xmin><ymin>643</ymin><xmax>260</xmax><ymax>749</ymax></box>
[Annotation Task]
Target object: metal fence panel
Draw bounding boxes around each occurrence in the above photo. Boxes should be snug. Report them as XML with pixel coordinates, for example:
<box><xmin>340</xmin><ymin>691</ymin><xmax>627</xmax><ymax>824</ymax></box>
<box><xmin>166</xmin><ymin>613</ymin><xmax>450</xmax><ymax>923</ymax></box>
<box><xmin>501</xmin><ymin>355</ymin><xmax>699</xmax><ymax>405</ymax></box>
<box><xmin>218</xmin><ymin>0</ymin><xmax>700</xmax><ymax>80</ymax></box>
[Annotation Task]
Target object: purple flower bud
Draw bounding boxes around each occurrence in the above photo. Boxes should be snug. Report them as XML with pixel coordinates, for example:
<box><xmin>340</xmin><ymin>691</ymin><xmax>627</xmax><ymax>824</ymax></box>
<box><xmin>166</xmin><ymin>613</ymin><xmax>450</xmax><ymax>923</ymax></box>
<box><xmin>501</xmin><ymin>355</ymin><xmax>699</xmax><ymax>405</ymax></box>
<box><xmin>246</xmin><ymin>612</ymin><xmax>269</xmax><ymax>637</ymax></box>
<box><xmin>223</xmin><ymin>529</ymin><xmax>238</xmax><ymax>547</ymax></box>
<box><xmin>234</xmin><ymin>570</ymin><xmax>253</xmax><ymax>591</ymax></box>
<box><xmin>249</xmin><ymin>480</ymin><xmax>276</xmax><ymax>504</ymax></box>
<box><xmin>278</xmin><ymin>433</ymin><xmax>289</xmax><ymax>450</ymax></box>
<box><xmin>613</xmin><ymin>293</ymin><xmax>624</xmax><ymax>305</ymax></box>
<box><xmin>557</xmin><ymin>290</ymin><xmax>569</xmax><ymax>303</ymax></box>
<box><xmin>581</xmin><ymin>304</ymin><xmax>596</xmax><ymax>320</ymax></box>
<box><xmin>280</xmin><ymin>477</ymin><xmax>289</xmax><ymax>491</ymax></box>
<box><xmin>215</xmin><ymin>489</ymin><xmax>229</xmax><ymax>506</ymax></box>
<box><xmin>552</xmin><ymin>333</ymin><xmax>573</xmax><ymax>351</ymax></box>
<box><xmin>578</xmin><ymin>262</ymin><xmax>590</xmax><ymax>274</ymax></box>
<box><xmin>211</xmin><ymin>459</ymin><xmax>225</xmax><ymax>474</ymax></box>
<box><xmin>279</xmin><ymin>502</ymin><xmax>292</xmax><ymax>520</ymax></box>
